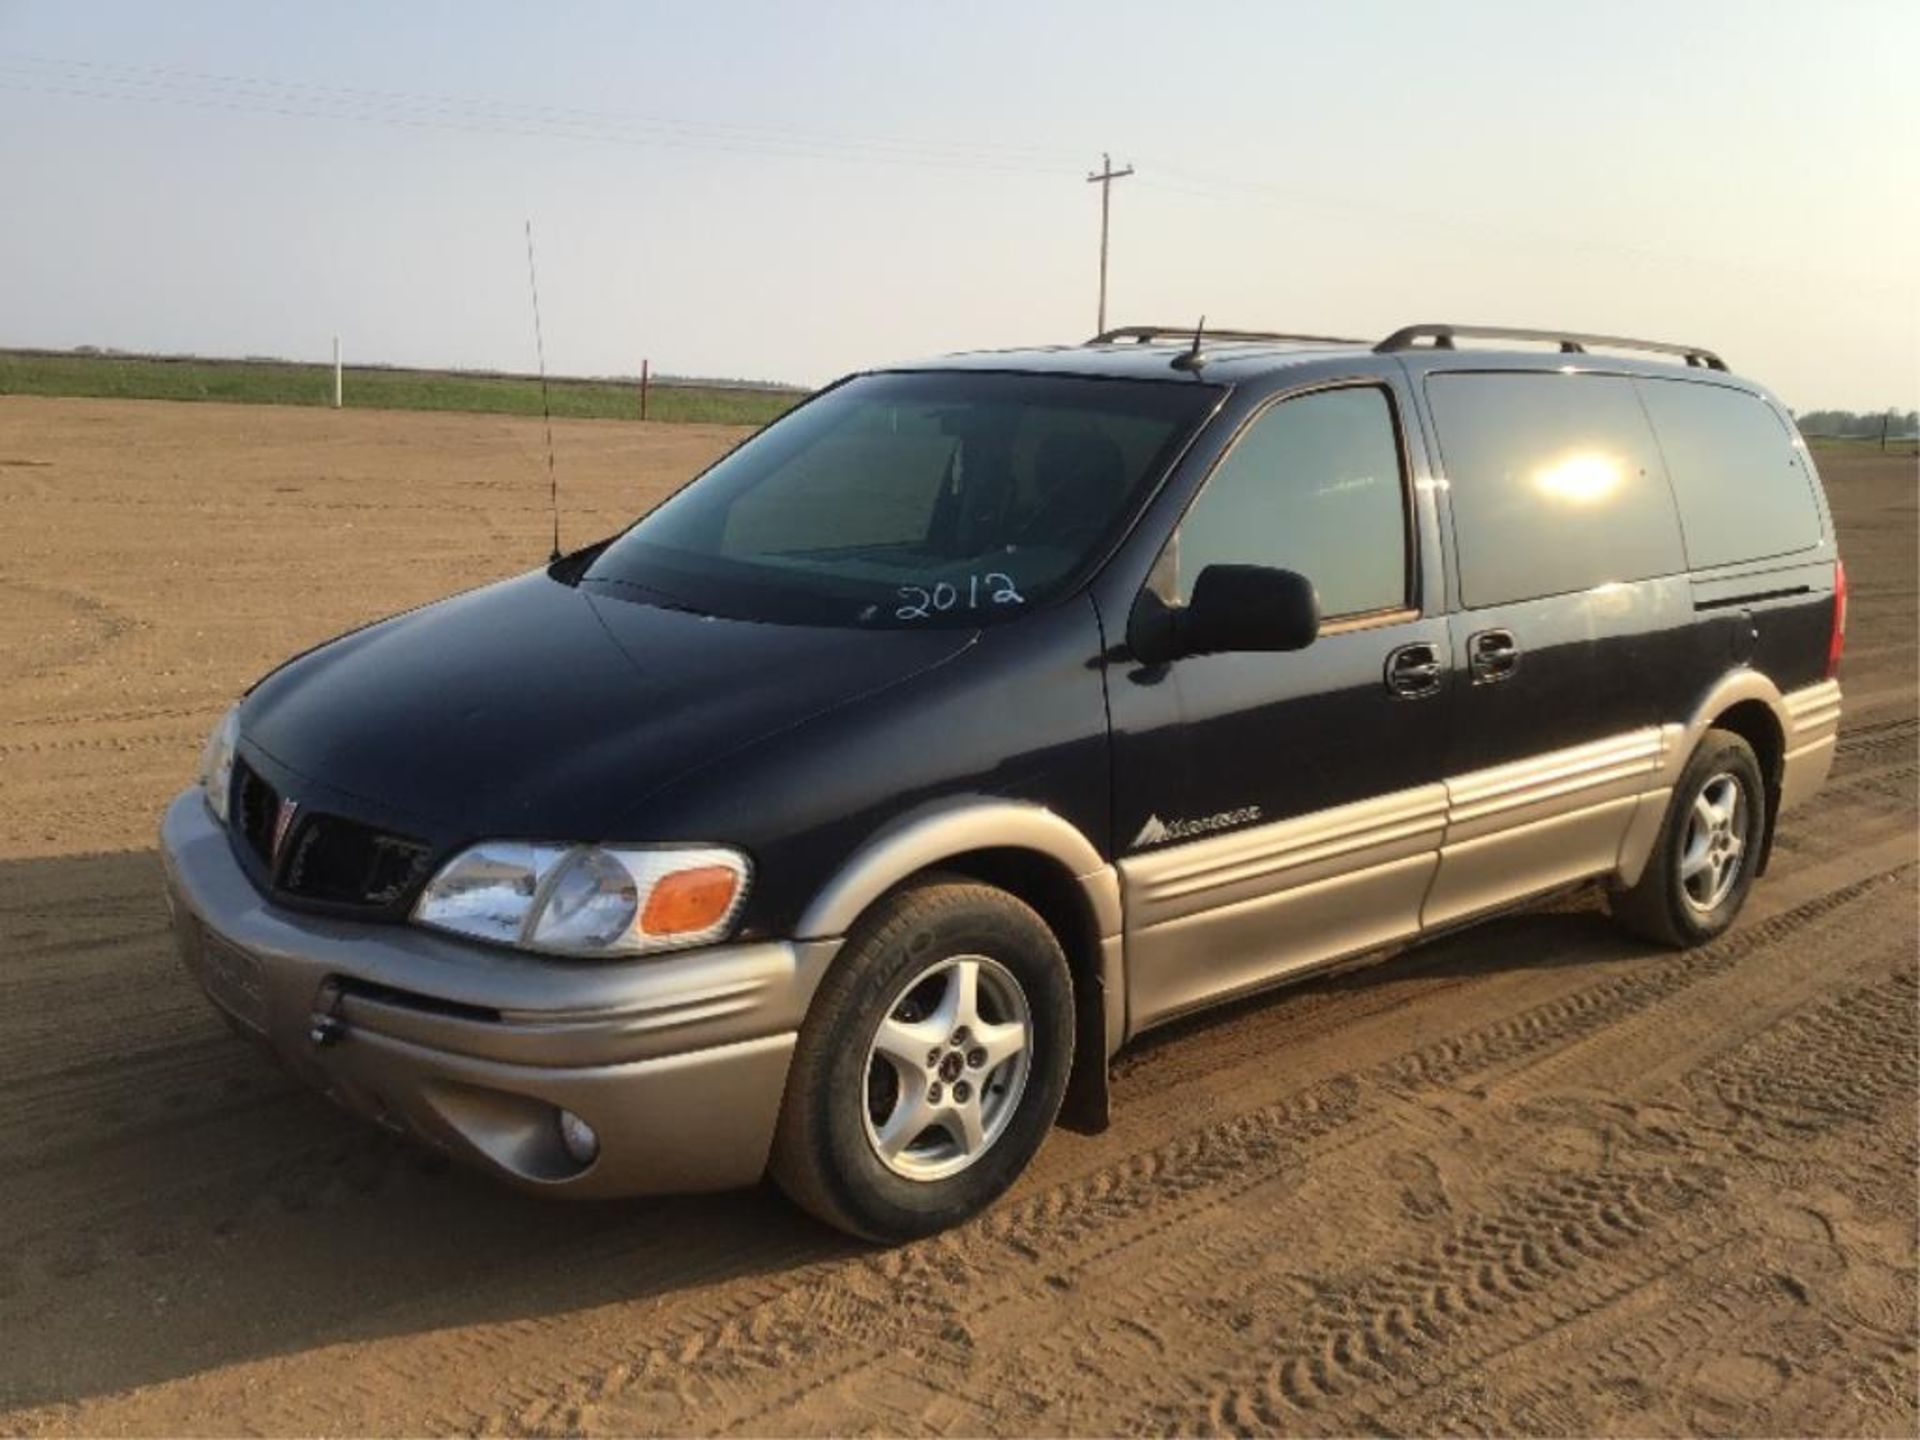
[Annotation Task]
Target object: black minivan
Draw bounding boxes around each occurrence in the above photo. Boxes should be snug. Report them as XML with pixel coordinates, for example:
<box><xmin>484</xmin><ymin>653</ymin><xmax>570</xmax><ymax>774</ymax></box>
<box><xmin>162</xmin><ymin>322</ymin><xmax>1846</xmax><ymax>1240</ymax></box>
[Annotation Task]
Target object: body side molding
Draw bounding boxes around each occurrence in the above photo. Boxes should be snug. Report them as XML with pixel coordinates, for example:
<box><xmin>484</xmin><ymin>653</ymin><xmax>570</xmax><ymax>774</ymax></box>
<box><xmin>1121</xmin><ymin>783</ymin><xmax>1447</xmax><ymax>931</ymax></box>
<box><xmin>1779</xmin><ymin>677</ymin><xmax>1843</xmax><ymax>815</ymax></box>
<box><xmin>1423</xmin><ymin>724</ymin><xmax>1671</xmax><ymax>928</ymax></box>
<box><xmin>1119</xmin><ymin>784</ymin><xmax>1448</xmax><ymax>1035</ymax></box>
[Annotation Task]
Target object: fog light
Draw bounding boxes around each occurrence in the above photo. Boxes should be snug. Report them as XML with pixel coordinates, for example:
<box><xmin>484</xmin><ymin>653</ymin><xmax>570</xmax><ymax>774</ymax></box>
<box><xmin>556</xmin><ymin>1108</ymin><xmax>600</xmax><ymax>1166</ymax></box>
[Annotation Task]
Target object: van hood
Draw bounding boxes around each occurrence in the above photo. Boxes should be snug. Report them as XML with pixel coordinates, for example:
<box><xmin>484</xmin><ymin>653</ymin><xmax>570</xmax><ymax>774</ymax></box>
<box><xmin>240</xmin><ymin>570</ymin><xmax>973</xmax><ymax>844</ymax></box>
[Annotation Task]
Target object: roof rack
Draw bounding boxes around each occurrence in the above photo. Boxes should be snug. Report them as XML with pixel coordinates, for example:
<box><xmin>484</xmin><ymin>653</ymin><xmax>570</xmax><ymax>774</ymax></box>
<box><xmin>1089</xmin><ymin>325</ymin><xmax>1367</xmax><ymax>347</ymax></box>
<box><xmin>1375</xmin><ymin>323</ymin><xmax>1727</xmax><ymax>372</ymax></box>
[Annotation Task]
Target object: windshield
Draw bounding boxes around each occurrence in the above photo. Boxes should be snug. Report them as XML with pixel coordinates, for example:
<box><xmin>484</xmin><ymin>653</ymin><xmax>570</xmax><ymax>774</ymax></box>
<box><xmin>584</xmin><ymin>370</ymin><xmax>1221</xmax><ymax>627</ymax></box>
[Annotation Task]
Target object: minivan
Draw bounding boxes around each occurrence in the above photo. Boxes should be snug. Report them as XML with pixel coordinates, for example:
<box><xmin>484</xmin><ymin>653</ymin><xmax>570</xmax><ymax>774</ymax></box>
<box><xmin>162</xmin><ymin>322</ymin><xmax>1846</xmax><ymax>1241</ymax></box>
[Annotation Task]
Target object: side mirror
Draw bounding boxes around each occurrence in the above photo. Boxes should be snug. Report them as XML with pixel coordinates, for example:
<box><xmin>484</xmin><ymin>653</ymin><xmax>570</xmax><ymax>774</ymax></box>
<box><xmin>1128</xmin><ymin>564</ymin><xmax>1320</xmax><ymax>664</ymax></box>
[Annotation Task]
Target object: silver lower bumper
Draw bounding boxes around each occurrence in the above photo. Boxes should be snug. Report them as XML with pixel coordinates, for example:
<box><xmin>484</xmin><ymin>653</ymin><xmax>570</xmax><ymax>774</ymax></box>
<box><xmin>160</xmin><ymin>790</ymin><xmax>839</xmax><ymax>1197</ymax></box>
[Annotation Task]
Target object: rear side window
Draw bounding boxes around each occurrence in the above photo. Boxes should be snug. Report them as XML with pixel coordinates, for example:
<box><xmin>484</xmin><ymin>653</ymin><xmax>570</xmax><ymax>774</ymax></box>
<box><xmin>1426</xmin><ymin>372</ymin><xmax>1686</xmax><ymax>609</ymax></box>
<box><xmin>1168</xmin><ymin>385</ymin><xmax>1409</xmax><ymax>618</ymax></box>
<box><xmin>1634</xmin><ymin>378</ymin><xmax>1821</xmax><ymax>569</ymax></box>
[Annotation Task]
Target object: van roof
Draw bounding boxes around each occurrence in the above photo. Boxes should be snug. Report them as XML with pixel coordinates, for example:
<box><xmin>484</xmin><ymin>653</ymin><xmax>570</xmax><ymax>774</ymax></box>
<box><xmin>882</xmin><ymin>322</ymin><xmax>1744</xmax><ymax>389</ymax></box>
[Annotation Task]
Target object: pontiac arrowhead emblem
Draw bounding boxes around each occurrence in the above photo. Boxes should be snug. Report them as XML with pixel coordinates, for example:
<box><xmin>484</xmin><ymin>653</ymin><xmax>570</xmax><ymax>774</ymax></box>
<box><xmin>1131</xmin><ymin>814</ymin><xmax>1170</xmax><ymax>849</ymax></box>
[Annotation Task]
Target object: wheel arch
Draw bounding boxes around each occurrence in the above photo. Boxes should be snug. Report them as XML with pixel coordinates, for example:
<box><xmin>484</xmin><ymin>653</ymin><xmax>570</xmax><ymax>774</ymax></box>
<box><xmin>1619</xmin><ymin>671</ymin><xmax>1793</xmax><ymax>889</ymax></box>
<box><xmin>1709</xmin><ymin>698</ymin><xmax>1786</xmax><ymax>872</ymax></box>
<box><xmin>794</xmin><ymin>798</ymin><xmax>1122</xmax><ymax>1133</ymax></box>
<box><xmin>1688</xmin><ymin>675</ymin><xmax>1789</xmax><ymax>879</ymax></box>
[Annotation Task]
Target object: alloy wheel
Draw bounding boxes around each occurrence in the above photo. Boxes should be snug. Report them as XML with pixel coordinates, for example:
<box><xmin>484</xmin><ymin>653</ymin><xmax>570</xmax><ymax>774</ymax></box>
<box><xmin>862</xmin><ymin>954</ymin><xmax>1032</xmax><ymax>1182</ymax></box>
<box><xmin>1678</xmin><ymin>770</ymin><xmax>1749</xmax><ymax>914</ymax></box>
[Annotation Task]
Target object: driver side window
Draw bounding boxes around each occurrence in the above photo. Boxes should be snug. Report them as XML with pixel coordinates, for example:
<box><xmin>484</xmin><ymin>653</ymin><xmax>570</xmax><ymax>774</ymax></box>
<box><xmin>1165</xmin><ymin>385</ymin><xmax>1411</xmax><ymax>618</ymax></box>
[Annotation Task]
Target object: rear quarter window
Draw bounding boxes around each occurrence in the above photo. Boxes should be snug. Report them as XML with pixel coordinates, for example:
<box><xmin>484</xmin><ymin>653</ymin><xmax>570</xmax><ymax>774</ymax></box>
<box><xmin>1633</xmin><ymin>378</ymin><xmax>1822</xmax><ymax>569</ymax></box>
<box><xmin>1425</xmin><ymin>372</ymin><xmax>1686</xmax><ymax>609</ymax></box>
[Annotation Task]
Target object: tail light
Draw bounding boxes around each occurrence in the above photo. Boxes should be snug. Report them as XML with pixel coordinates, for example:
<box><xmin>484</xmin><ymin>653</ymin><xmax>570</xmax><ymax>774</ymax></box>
<box><xmin>1826</xmin><ymin>557</ymin><xmax>1848</xmax><ymax>678</ymax></box>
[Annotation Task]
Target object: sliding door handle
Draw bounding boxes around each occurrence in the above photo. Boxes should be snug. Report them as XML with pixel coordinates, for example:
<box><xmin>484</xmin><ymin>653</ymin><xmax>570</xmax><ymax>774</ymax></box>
<box><xmin>1469</xmin><ymin>628</ymin><xmax>1520</xmax><ymax>684</ymax></box>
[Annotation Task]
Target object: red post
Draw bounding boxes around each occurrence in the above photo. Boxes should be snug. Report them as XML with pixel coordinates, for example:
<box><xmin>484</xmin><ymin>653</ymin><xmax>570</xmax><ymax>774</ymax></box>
<box><xmin>640</xmin><ymin>358</ymin><xmax>650</xmax><ymax>422</ymax></box>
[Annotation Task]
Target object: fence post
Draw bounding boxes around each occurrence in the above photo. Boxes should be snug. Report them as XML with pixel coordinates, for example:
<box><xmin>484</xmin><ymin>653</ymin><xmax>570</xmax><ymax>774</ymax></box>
<box><xmin>640</xmin><ymin>358</ymin><xmax>650</xmax><ymax>422</ymax></box>
<box><xmin>332</xmin><ymin>336</ymin><xmax>342</xmax><ymax>409</ymax></box>
<box><xmin>1882</xmin><ymin>412</ymin><xmax>1890</xmax><ymax>452</ymax></box>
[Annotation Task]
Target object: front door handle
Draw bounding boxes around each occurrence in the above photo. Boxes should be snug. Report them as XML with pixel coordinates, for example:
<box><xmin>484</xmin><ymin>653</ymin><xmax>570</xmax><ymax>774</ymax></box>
<box><xmin>1469</xmin><ymin>628</ymin><xmax>1520</xmax><ymax>684</ymax></box>
<box><xmin>1384</xmin><ymin>642</ymin><xmax>1443</xmax><ymax>699</ymax></box>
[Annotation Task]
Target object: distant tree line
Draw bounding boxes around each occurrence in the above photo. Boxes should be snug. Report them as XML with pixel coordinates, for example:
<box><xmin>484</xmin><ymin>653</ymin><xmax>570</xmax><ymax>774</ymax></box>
<box><xmin>1793</xmin><ymin>407</ymin><xmax>1919</xmax><ymax>439</ymax></box>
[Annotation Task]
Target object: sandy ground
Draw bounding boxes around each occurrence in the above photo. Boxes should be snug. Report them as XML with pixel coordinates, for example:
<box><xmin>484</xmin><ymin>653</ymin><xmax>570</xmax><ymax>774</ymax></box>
<box><xmin>0</xmin><ymin>395</ymin><xmax>1914</xmax><ymax>1436</ymax></box>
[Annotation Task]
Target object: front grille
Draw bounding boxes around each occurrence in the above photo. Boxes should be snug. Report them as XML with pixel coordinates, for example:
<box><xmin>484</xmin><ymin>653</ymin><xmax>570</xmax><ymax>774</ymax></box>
<box><xmin>281</xmin><ymin>814</ymin><xmax>433</xmax><ymax>909</ymax></box>
<box><xmin>231</xmin><ymin>758</ymin><xmax>281</xmax><ymax>869</ymax></box>
<box><xmin>228</xmin><ymin>756</ymin><xmax>433</xmax><ymax>915</ymax></box>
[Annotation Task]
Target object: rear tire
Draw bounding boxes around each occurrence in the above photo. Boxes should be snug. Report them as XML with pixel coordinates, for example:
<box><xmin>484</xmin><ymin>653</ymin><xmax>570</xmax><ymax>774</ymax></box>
<box><xmin>769</xmin><ymin>876</ymin><xmax>1073</xmax><ymax>1243</ymax></box>
<box><xmin>1611</xmin><ymin>727</ymin><xmax>1766</xmax><ymax>947</ymax></box>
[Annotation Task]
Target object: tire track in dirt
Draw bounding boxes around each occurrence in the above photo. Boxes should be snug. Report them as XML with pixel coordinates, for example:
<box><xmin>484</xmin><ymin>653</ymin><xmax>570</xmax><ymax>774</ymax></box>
<box><xmin>1187</xmin><ymin>1171</ymin><xmax>1726</xmax><ymax>1436</ymax></box>
<box><xmin>0</xmin><ymin>732</ymin><xmax>198</xmax><ymax>761</ymax></box>
<box><xmin>1430</xmin><ymin>868</ymin><xmax>1913</xmax><ymax>1109</ymax></box>
<box><xmin>1690</xmin><ymin>967</ymin><xmax>1918</xmax><ymax>1146</ymax></box>
<box><xmin>454</xmin><ymin>864</ymin><xmax>1908</xmax><ymax>1438</ymax></box>
<box><xmin>1156</xmin><ymin>965</ymin><xmax>1919</xmax><ymax>1436</ymax></box>
<box><xmin>490</xmin><ymin>1083</ymin><xmax>1370</xmax><ymax>1435</ymax></box>
<box><xmin>0</xmin><ymin>702</ymin><xmax>222</xmax><ymax>734</ymax></box>
<box><xmin>0</xmin><ymin>579</ymin><xmax>142</xmax><ymax>685</ymax></box>
<box><xmin>1376</xmin><ymin>866</ymin><xmax>1907</xmax><ymax>1093</ymax></box>
<box><xmin>862</xmin><ymin>912</ymin><xmax>1918</xmax><ymax>1436</ymax></box>
<box><xmin>214</xmin><ymin>1083</ymin><xmax>1368</xmax><ymax>1436</ymax></box>
<box><xmin>1378</xmin><ymin>968</ymin><xmax>1920</xmax><ymax>1436</ymax></box>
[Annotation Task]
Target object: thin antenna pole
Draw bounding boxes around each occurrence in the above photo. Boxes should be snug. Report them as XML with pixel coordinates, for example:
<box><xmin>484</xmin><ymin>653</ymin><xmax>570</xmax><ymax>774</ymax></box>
<box><xmin>524</xmin><ymin>218</ymin><xmax>561</xmax><ymax>561</ymax></box>
<box><xmin>1086</xmin><ymin>152</ymin><xmax>1134</xmax><ymax>335</ymax></box>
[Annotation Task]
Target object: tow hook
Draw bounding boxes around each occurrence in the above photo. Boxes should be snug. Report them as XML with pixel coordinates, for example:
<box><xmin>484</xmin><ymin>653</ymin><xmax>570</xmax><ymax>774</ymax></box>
<box><xmin>308</xmin><ymin>979</ymin><xmax>348</xmax><ymax>1048</ymax></box>
<box><xmin>309</xmin><ymin>1014</ymin><xmax>347</xmax><ymax>1048</ymax></box>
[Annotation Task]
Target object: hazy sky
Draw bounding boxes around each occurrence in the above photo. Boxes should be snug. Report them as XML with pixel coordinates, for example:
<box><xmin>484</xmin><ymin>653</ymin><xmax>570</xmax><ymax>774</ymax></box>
<box><xmin>2</xmin><ymin>0</ymin><xmax>1914</xmax><ymax>410</ymax></box>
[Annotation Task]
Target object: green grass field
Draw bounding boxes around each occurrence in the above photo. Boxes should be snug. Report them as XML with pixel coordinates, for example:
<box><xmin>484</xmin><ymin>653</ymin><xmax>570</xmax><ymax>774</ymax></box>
<box><xmin>1805</xmin><ymin>433</ymin><xmax>1919</xmax><ymax>457</ymax></box>
<box><xmin>0</xmin><ymin>350</ymin><xmax>803</xmax><ymax>426</ymax></box>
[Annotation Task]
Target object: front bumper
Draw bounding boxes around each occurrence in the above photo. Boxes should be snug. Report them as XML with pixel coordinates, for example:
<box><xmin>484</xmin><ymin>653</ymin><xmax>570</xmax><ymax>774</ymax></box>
<box><xmin>160</xmin><ymin>790</ymin><xmax>839</xmax><ymax>1197</ymax></box>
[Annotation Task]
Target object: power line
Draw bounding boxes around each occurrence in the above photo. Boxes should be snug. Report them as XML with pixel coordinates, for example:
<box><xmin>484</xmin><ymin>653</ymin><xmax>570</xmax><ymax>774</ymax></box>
<box><xmin>0</xmin><ymin>53</ymin><xmax>1087</xmax><ymax>177</ymax></box>
<box><xmin>3</xmin><ymin>52</ymin><xmax>1903</xmax><ymax>297</ymax></box>
<box><xmin>1130</xmin><ymin>160</ymin><xmax>1910</xmax><ymax>298</ymax></box>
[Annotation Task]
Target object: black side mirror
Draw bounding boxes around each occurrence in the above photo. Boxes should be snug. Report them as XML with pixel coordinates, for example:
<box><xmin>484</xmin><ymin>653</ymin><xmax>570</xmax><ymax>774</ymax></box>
<box><xmin>1128</xmin><ymin>564</ymin><xmax>1320</xmax><ymax>664</ymax></box>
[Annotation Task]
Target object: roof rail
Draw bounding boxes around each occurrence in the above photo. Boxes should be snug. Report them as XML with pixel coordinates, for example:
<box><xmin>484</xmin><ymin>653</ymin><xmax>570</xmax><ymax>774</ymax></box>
<box><xmin>1089</xmin><ymin>325</ymin><xmax>1366</xmax><ymax>347</ymax></box>
<box><xmin>1375</xmin><ymin>323</ymin><xmax>1727</xmax><ymax>372</ymax></box>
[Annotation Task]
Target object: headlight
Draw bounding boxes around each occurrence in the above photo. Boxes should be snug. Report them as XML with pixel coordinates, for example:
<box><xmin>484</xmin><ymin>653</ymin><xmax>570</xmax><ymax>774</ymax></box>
<box><xmin>198</xmin><ymin>704</ymin><xmax>240</xmax><ymax>824</ymax></box>
<box><xmin>412</xmin><ymin>842</ymin><xmax>750</xmax><ymax>956</ymax></box>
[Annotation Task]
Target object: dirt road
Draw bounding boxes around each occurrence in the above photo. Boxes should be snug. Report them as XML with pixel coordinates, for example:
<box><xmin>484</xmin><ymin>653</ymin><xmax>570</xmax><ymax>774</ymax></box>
<box><xmin>1</xmin><ymin>397</ymin><xmax>1913</xmax><ymax>1436</ymax></box>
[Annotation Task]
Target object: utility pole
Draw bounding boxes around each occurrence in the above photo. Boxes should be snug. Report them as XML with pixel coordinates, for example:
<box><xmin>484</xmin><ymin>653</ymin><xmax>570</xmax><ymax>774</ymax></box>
<box><xmin>1086</xmin><ymin>152</ymin><xmax>1134</xmax><ymax>336</ymax></box>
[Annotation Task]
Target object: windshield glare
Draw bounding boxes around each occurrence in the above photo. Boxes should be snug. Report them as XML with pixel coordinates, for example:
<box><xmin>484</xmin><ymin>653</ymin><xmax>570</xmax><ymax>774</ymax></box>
<box><xmin>584</xmin><ymin>371</ymin><xmax>1219</xmax><ymax>627</ymax></box>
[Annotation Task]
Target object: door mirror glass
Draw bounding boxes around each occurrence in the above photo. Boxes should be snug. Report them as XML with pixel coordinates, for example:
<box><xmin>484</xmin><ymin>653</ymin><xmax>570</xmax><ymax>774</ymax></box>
<box><xmin>1131</xmin><ymin>563</ymin><xmax>1320</xmax><ymax>662</ymax></box>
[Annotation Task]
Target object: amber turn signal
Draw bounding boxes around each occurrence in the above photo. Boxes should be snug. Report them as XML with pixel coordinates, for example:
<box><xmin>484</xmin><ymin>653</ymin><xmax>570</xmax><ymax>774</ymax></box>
<box><xmin>641</xmin><ymin>865</ymin><xmax>742</xmax><ymax>935</ymax></box>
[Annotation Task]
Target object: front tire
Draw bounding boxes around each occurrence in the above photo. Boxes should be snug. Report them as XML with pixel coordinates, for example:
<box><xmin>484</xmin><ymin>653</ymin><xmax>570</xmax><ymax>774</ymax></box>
<box><xmin>769</xmin><ymin>876</ymin><xmax>1074</xmax><ymax>1243</ymax></box>
<box><xmin>1612</xmin><ymin>727</ymin><xmax>1767</xmax><ymax>947</ymax></box>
